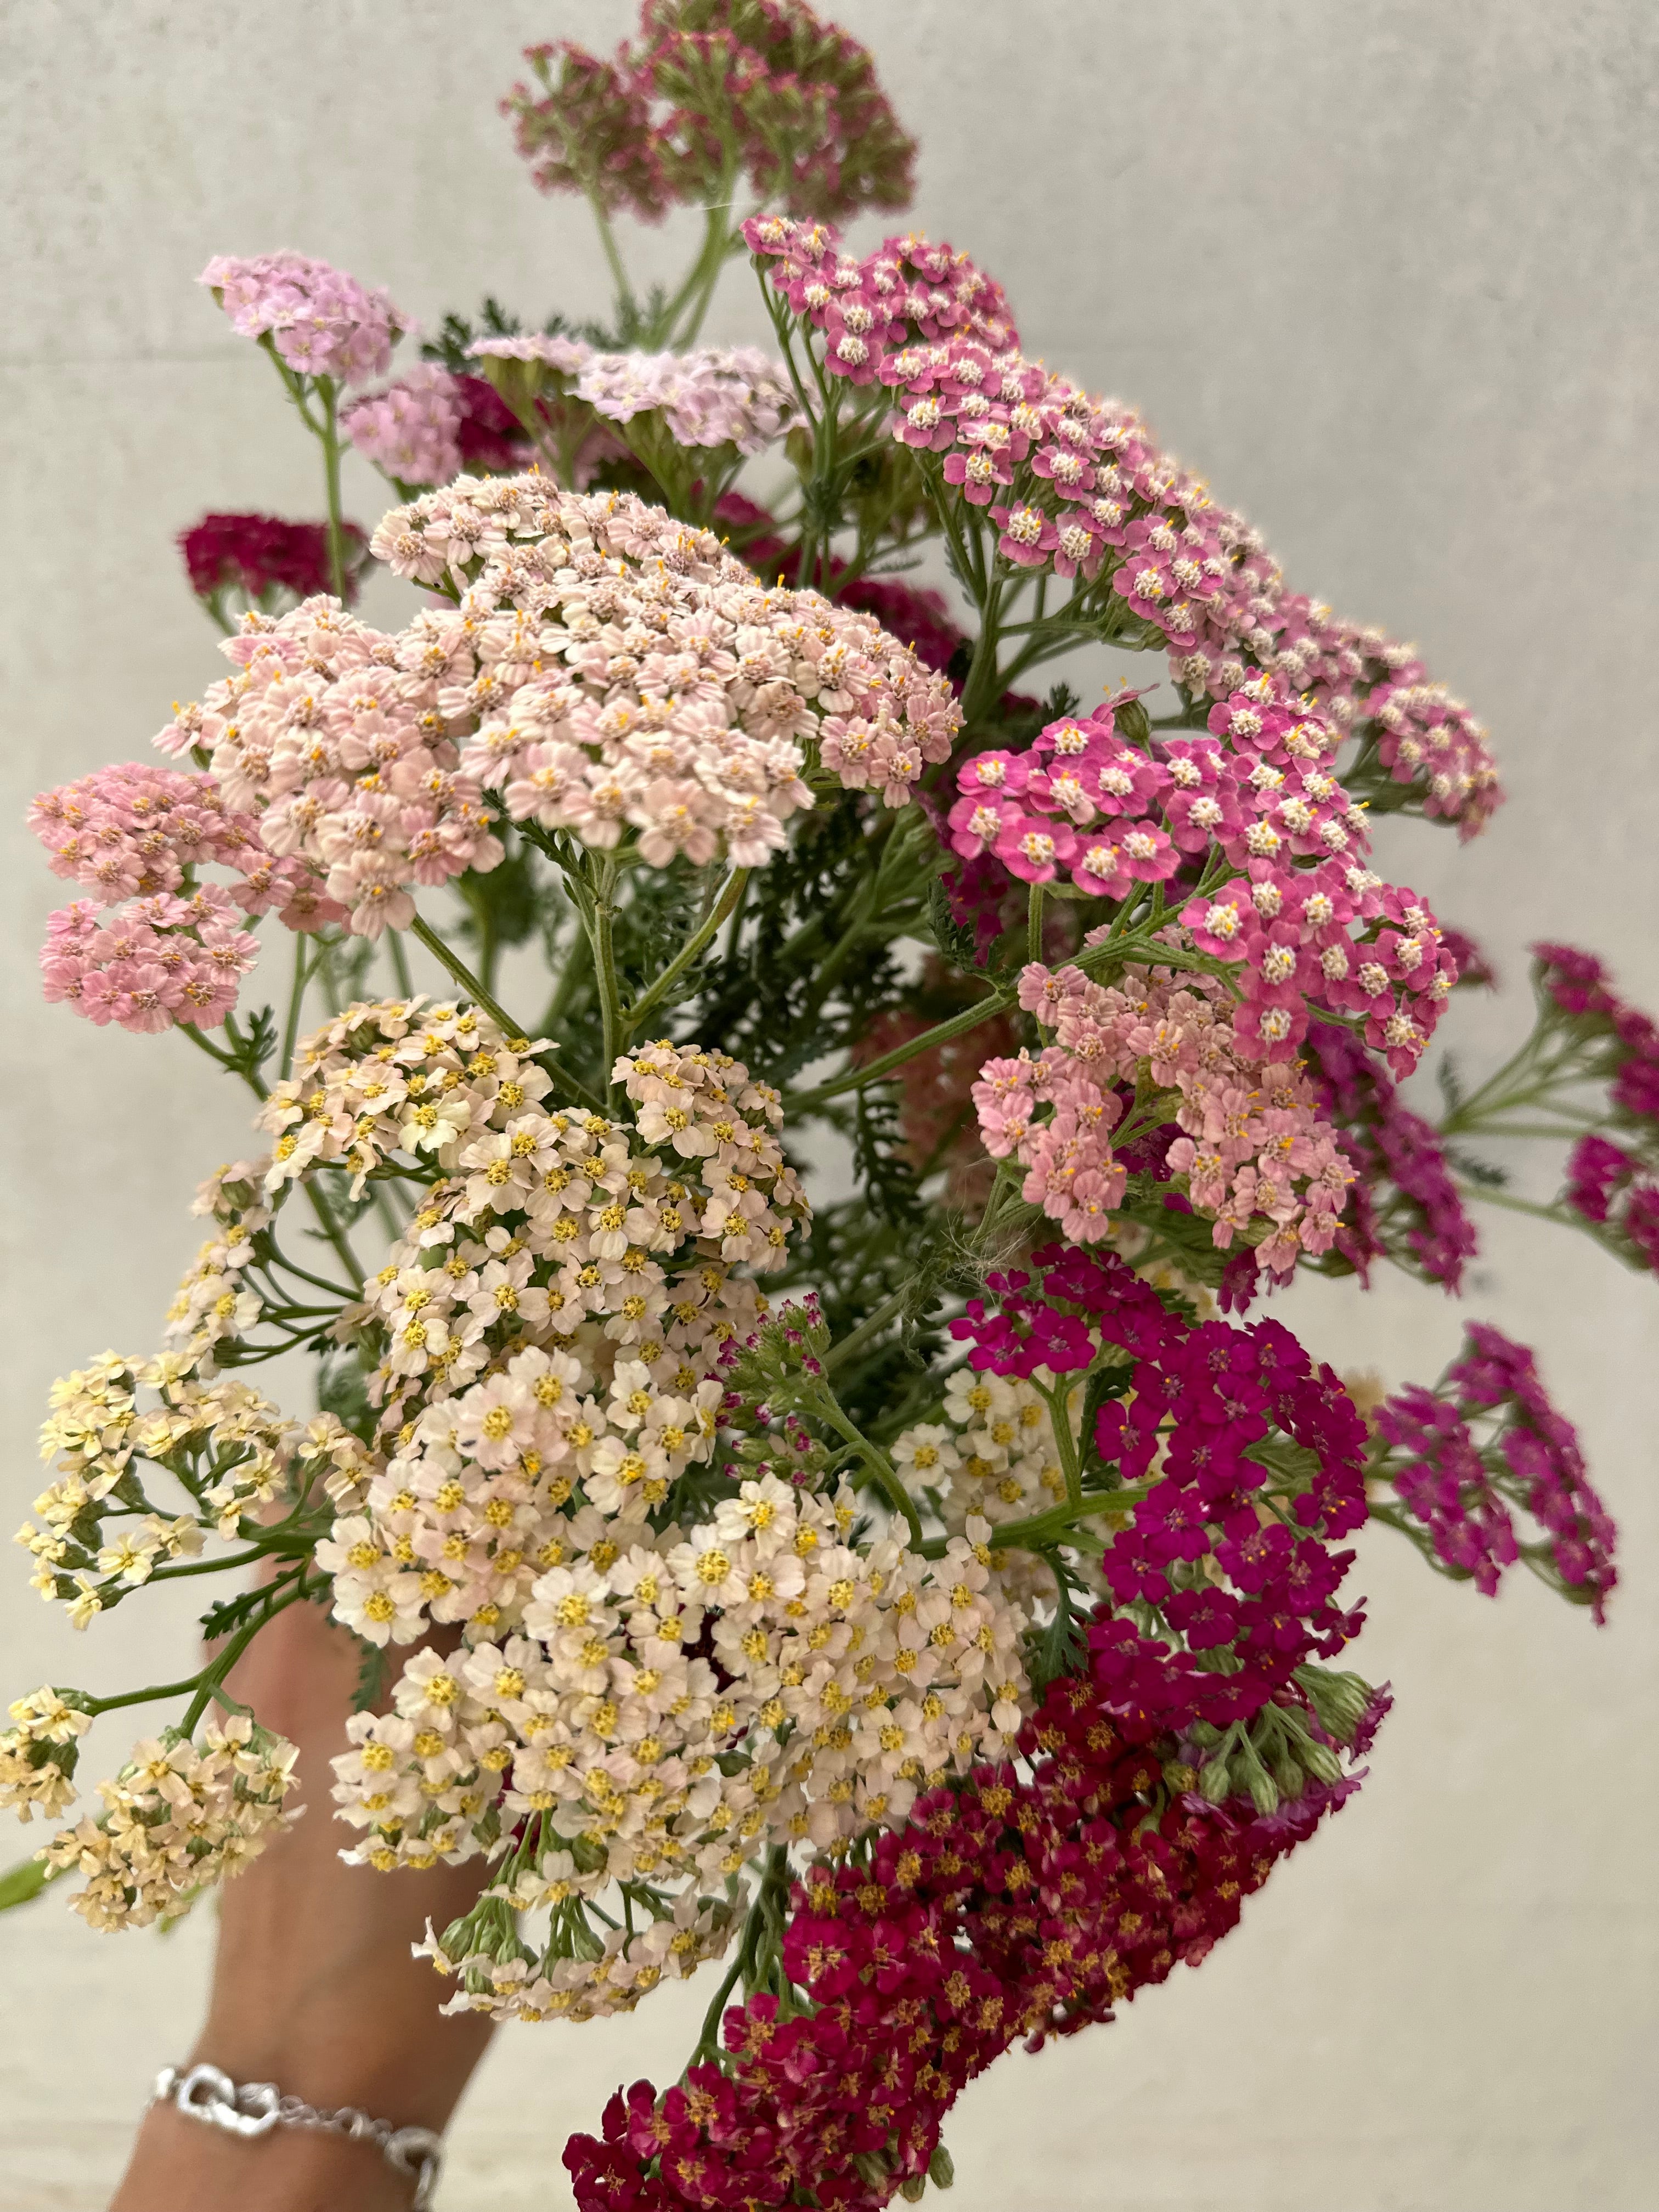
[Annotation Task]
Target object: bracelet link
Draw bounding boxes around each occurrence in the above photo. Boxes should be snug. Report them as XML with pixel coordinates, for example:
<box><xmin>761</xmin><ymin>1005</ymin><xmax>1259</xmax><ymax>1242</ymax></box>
<box><xmin>151</xmin><ymin>2061</ymin><xmax>443</xmax><ymax>2204</ymax></box>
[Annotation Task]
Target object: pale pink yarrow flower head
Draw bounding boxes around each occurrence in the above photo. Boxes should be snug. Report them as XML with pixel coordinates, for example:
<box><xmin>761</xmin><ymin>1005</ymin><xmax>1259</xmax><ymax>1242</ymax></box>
<box><xmin>199</xmin><ymin>252</ymin><xmax>403</xmax><ymax>386</ymax></box>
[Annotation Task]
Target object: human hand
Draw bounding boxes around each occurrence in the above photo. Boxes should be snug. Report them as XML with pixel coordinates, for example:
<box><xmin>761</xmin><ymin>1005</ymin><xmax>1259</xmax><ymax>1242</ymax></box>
<box><xmin>110</xmin><ymin>1597</ymin><xmax>494</xmax><ymax>2211</ymax></box>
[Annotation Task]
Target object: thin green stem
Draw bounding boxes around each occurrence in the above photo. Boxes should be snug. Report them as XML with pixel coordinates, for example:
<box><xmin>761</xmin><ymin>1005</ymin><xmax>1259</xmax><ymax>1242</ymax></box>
<box><xmin>624</xmin><ymin>870</ymin><xmax>749</xmax><ymax>1033</ymax></box>
<box><xmin>387</xmin><ymin>927</ymin><xmax>415</xmax><ymax>1000</ymax></box>
<box><xmin>319</xmin><ymin>379</ymin><xmax>347</xmax><ymax>599</ymax></box>
<box><xmin>917</xmin><ymin>1481</ymin><xmax>1152</xmax><ymax>1561</ymax></box>
<box><xmin>589</xmin><ymin>196</ymin><xmax>638</xmax><ymax>328</ymax></box>
<box><xmin>180</xmin><ymin>1578</ymin><xmax>309</xmax><ymax>1734</ymax></box>
<box><xmin>811</xmin><ymin>1401</ymin><xmax>923</xmax><ymax>1549</ymax></box>
<box><xmin>408</xmin><ymin>914</ymin><xmax>526</xmax><ymax>1039</ymax></box>
<box><xmin>823</xmin><ymin>1285</ymin><xmax>911</xmax><ymax>1374</ymax></box>
<box><xmin>300</xmin><ymin>1178</ymin><xmax>365</xmax><ymax>1292</ymax></box>
<box><xmin>586</xmin><ymin>857</ymin><xmax>624</xmax><ymax>1088</ymax></box>
<box><xmin>279</xmin><ymin>932</ymin><xmax>311</xmax><ymax>1082</ymax></box>
<box><xmin>1026</xmin><ymin>882</ymin><xmax>1046</xmax><ymax>966</ymax></box>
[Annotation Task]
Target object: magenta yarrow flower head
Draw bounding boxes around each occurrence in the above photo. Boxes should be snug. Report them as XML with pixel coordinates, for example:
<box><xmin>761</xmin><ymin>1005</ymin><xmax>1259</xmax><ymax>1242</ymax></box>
<box><xmin>199</xmin><ymin>252</ymin><xmax>402</xmax><ymax>386</ymax></box>
<box><xmin>1375</xmin><ymin>1324</ymin><xmax>1616</xmax><ymax>1621</ymax></box>
<box><xmin>1300</xmin><ymin>1021</ymin><xmax>1477</xmax><ymax>1291</ymax></box>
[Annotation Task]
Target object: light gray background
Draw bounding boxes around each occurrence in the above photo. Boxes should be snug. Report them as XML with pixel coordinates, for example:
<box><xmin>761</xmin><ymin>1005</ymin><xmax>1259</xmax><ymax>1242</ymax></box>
<box><xmin>1</xmin><ymin>2</ymin><xmax>1656</xmax><ymax>2206</ymax></box>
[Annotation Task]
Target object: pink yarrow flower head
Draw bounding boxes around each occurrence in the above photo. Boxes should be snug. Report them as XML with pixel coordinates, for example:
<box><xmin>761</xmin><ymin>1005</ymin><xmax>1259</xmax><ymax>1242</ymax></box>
<box><xmin>341</xmin><ymin>365</ymin><xmax>527</xmax><ymax>487</ymax></box>
<box><xmin>41</xmin><ymin>885</ymin><xmax>258</xmax><ymax>1035</ymax></box>
<box><xmin>199</xmin><ymin>252</ymin><xmax>403</xmax><ymax>386</ymax></box>
<box><xmin>154</xmin><ymin>476</ymin><xmax>960</xmax><ymax>939</ymax></box>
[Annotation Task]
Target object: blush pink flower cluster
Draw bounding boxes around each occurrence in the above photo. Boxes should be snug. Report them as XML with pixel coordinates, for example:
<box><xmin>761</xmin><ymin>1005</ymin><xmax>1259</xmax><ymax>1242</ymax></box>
<box><xmin>29</xmin><ymin>762</ymin><xmax>331</xmax><ymax>1034</ymax></box>
<box><xmin>198</xmin><ymin>252</ymin><xmax>403</xmax><ymax>387</ymax></box>
<box><xmin>571</xmin><ymin>345</ymin><xmax>796</xmax><ymax>456</ymax></box>
<box><xmin>154</xmin><ymin>591</ymin><xmax>505</xmax><ymax>940</ymax></box>
<box><xmin>367</xmin><ymin>473</ymin><xmax>959</xmax><ymax>862</ymax></box>
<box><xmin>341</xmin><ymin>363</ymin><xmax>527</xmax><ymax>487</ymax></box>
<box><xmin>40</xmin><ymin>888</ymin><xmax>259</xmax><ymax>1035</ymax></box>
<box><xmin>973</xmin><ymin>953</ymin><xmax>1353</xmax><ymax>1274</ymax></box>
<box><xmin>30</xmin><ymin>762</ymin><xmax>265</xmax><ymax>905</ymax></box>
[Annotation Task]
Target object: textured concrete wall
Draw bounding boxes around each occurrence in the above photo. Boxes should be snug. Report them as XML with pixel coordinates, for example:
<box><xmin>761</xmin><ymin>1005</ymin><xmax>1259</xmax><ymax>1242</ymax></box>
<box><xmin>1</xmin><ymin>2</ymin><xmax>1655</xmax><ymax>2205</ymax></box>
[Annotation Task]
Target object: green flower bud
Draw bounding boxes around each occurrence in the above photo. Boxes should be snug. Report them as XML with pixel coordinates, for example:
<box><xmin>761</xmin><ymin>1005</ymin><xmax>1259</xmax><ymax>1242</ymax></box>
<box><xmin>1245</xmin><ymin>1767</ymin><xmax>1279</xmax><ymax>1818</ymax></box>
<box><xmin>929</xmin><ymin>2145</ymin><xmax>956</xmax><ymax>2190</ymax></box>
<box><xmin>1115</xmin><ymin>697</ymin><xmax>1152</xmax><ymax>746</ymax></box>
<box><xmin>1300</xmin><ymin>1739</ymin><xmax>1344</xmax><ymax>1786</ymax></box>
<box><xmin>1198</xmin><ymin>1758</ymin><xmax>1232</xmax><ymax>1803</ymax></box>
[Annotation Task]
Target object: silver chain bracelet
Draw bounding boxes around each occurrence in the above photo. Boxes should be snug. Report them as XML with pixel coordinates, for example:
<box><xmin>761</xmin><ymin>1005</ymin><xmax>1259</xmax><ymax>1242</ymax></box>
<box><xmin>151</xmin><ymin>2062</ymin><xmax>444</xmax><ymax>2208</ymax></box>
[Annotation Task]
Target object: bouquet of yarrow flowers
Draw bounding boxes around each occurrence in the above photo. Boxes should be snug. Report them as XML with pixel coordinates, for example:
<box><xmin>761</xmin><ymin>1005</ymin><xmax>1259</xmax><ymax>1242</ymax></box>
<box><xmin>6</xmin><ymin>5</ymin><xmax>1648</xmax><ymax>2205</ymax></box>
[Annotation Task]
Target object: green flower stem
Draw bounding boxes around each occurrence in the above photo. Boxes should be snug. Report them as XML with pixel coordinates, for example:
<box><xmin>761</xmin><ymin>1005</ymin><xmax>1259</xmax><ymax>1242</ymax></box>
<box><xmin>917</xmin><ymin>1481</ymin><xmax>1152</xmax><ymax>1562</ymax></box>
<box><xmin>1026</xmin><ymin>882</ymin><xmax>1046</xmax><ymax>965</ymax></box>
<box><xmin>1040</xmin><ymin>1379</ymin><xmax>1083</xmax><ymax>1508</ymax></box>
<box><xmin>300</xmin><ymin>1176</ymin><xmax>365</xmax><ymax>1293</ymax></box>
<box><xmin>408</xmin><ymin>913</ymin><xmax>528</xmax><ymax>1039</ymax></box>
<box><xmin>624</xmin><ymin>869</ymin><xmax>749</xmax><ymax>1033</ymax></box>
<box><xmin>387</xmin><ymin>926</ymin><xmax>416</xmax><ymax>1000</ymax></box>
<box><xmin>823</xmin><ymin>1284</ymin><xmax>913</xmax><ymax>1374</ymax></box>
<box><xmin>588</xmin><ymin>195</ymin><xmax>639</xmax><ymax>330</ymax></box>
<box><xmin>278</xmin><ymin>932</ymin><xmax>314</xmax><ymax>1082</ymax></box>
<box><xmin>318</xmin><ymin>378</ymin><xmax>348</xmax><ymax>599</ymax></box>
<box><xmin>179</xmin><ymin>1577</ymin><xmax>309</xmax><ymax>1736</ymax></box>
<box><xmin>408</xmin><ymin>914</ymin><xmax>601</xmax><ymax>1112</ymax></box>
<box><xmin>689</xmin><ymin>1950</ymin><xmax>747</xmax><ymax>2069</ymax></box>
<box><xmin>809</xmin><ymin>1398</ymin><xmax>923</xmax><ymax>1549</ymax></box>
<box><xmin>583</xmin><ymin>856</ymin><xmax>625</xmax><ymax>1091</ymax></box>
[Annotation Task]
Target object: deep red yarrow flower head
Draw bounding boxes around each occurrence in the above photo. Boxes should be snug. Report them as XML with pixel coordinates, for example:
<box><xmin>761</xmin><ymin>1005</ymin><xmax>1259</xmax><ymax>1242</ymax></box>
<box><xmin>178</xmin><ymin>513</ymin><xmax>367</xmax><ymax>608</ymax></box>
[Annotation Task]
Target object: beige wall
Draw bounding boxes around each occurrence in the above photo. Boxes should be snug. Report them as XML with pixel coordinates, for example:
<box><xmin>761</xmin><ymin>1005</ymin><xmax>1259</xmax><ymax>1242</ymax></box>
<box><xmin>1</xmin><ymin>3</ymin><xmax>1655</xmax><ymax>2205</ymax></box>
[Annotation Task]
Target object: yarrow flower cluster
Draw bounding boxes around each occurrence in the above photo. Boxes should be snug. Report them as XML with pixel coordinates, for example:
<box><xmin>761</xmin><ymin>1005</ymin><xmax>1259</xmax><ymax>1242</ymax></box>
<box><xmin>360</xmin><ymin>472</ymin><xmax>958</xmax><ymax>867</ymax></box>
<box><xmin>42</xmin><ymin>1717</ymin><xmax>300</xmax><ymax>1931</ymax></box>
<box><xmin>178</xmin><ymin>511</ymin><xmax>368</xmax><ymax>614</ymax></box>
<box><xmin>28</xmin><ymin>758</ymin><xmax>341</xmax><ymax>1035</ymax></box>
<box><xmin>505</xmin><ymin>2</ymin><xmax>917</xmax><ymax>228</ymax></box>
<box><xmin>1528</xmin><ymin>943</ymin><xmax>1659</xmax><ymax>1274</ymax></box>
<box><xmin>341</xmin><ymin>363</ymin><xmax>527</xmax><ymax>487</ymax></box>
<box><xmin>748</xmin><ymin>213</ymin><xmax>1502</xmax><ymax>837</ymax></box>
<box><xmin>17</xmin><ymin>1353</ymin><xmax>370</xmax><ymax>1629</ymax></box>
<box><xmin>948</xmin><ymin>699</ymin><xmax>1457</xmax><ymax>1078</ymax></box>
<box><xmin>199</xmin><ymin>251</ymin><xmax>403</xmax><ymax>386</ymax></box>
<box><xmin>572</xmin><ymin>345</ymin><xmax>795</xmax><ymax>456</ymax></box>
<box><xmin>1374</xmin><ymin>1324</ymin><xmax>1617</xmax><ymax>1618</ymax></box>
<box><xmin>1301</xmin><ymin>1022</ymin><xmax>1477</xmax><ymax>1291</ymax></box>
<box><xmin>933</xmin><ymin>1247</ymin><xmax>1370</xmax><ymax>1714</ymax></box>
<box><xmin>246</xmin><ymin>1020</ymin><xmax>1034</xmax><ymax>2021</ymax></box>
<box><xmin>974</xmin><ymin>952</ymin><xmax>1353</xmax><ymax>1274</ymax></box>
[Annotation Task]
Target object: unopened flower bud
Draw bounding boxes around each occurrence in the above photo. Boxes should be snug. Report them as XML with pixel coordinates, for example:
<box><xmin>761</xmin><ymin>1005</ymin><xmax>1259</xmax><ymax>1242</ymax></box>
<box><xmin>1198</xmin><ymin>1758</ymin><xmax>1231</xmax><ymax>1803</ymax></box>
<box><xmin>1300</xmin><ymin>1739</ymin><xmax>1344</xmax><ymax>1786</ymax></box>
